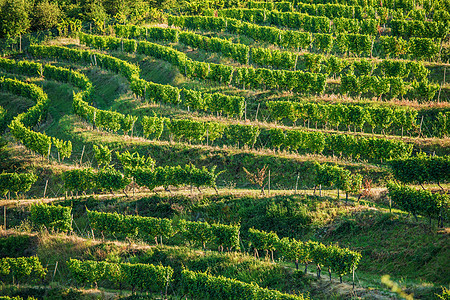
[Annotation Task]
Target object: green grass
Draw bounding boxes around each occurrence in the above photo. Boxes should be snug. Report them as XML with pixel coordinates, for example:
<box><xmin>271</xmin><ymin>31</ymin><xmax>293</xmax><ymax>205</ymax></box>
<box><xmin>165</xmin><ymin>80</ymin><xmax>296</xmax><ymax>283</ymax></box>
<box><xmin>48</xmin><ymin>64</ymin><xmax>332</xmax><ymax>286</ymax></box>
<box><xmin>0</xmin><ymin>32</ymin><xmax>448</xmax><ymax>300</ymax></box>
<box><xmin>321</xmin><ymin>210</ymin><xmax>450</xmax><ymax>285</ymax></box>
<box><xmin>3</xmin><ymin>189</ymin><xmax>448</xmax><ymax>299</ymax></box>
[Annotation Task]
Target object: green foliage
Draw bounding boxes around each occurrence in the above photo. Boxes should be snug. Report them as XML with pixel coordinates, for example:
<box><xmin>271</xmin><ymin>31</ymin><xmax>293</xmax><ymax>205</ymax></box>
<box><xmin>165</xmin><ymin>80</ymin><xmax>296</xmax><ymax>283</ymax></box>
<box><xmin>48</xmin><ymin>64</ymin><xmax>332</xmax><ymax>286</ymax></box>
<box><xmin>142</xmin><ymin>115</ymin><xmax>165</xmax><ymax>140</ymax></box>
<box><xmin>0</xmin><ymin>173</ymin><xmax>37</xmax><ymax>198</ymax></box>
<box><xmin>0</xmin><ymin>60</ymin><xmax>81</xmax><ymax>157</ymax></box>
<box><xmin>66</xmin><ymin>258</ymin><xmax>107</xmax><ymax>287</ymax></box>
<box><xmin>379</xmin><ymin>36</ymin><xmax>408</xmax><ymax>58</ymax></box>
<box><xmin>408</xmin><ymin>37</ymin><xmax>439</xmax><ymax>60</ymax></box>
<box><xmin>211</xmin><ymin>223</ymin><xmax>240</xmax><ymax>250</ymax></box>
<box><xmin>0</xmin><ymin>0</ymin><xmax>31</xmax><ymax>39</ymax></box>
<box><xmin>0</xmin><ymin>58</ymin><xmax>42</xmax><ymax>78</ymax></box>
<box><xmin>85</xmin><ymin>0</ymin><xmax>108</xmax><ymax>33</ymax></box>
<box><xmin>93</xmin><ymin>144</ymin><xmax>112</xmax><ymax>168</ymax></box>
<box><xmin>30</xmin><ymin>43</ymin><xmax>139</xmax><ymax>82</ymax></box>
<box><xmin>315</xmin><ymin>163</ymin><xmax>351</xmax><ymax>191</ymax></box>
<box><xmin>0</xmin><ymin>257</ymin><xmax>47</xmax><ymax>284</ymax></box>
<box><xmin>131</xmin><ymin>164</ymin><xmax>222</xmax><ymax>191</ymax></box>
<box><xmin>436</xmin><ymin>287</ymin><xmax>450</xmax><ymax>300</ymax></box>
<box><xmin>348</xmin><ymin>34</ymin><xmax>373</xmax><ymax>56</ymax></box>
<box><xmin>313</xmin><ymin>33</ymin><xmax>333</xmax><ymax>53</ymax></box>
<box><xmin>181</xmin><ymin>269</ymin><xmax>307</xmax><ymax>300</ymax></box>
<box><xmin>278</xmin><ymin>235</ymin><xmax>361</xmax><ymax>277</ymax></box>
<box><xmin>62</xmin><ymin>168</ymin><xmax>96</xmax><ymax>193</ymax></box>
<box><xmin>52</xmin><ymin>137</ymin><xmax>72</xmax><ymax>161</ymax></box>
<box><xmin>264</xmin><ymin>101</ymin><xmax>414</xmax><ymax>159</ymax></box>
<box><xmin>225</xmin><ymin>124</ymin><xmax>260</xmax><ymax>147</ymax></box>
<box><xmin>388</xmin><ymin>155</ymin><xmax>450</xmax><ymax>185</ymax></box>
<box><xmin>88</xmin><ymin>209</ymin><xmax>235</xmax><ymax>249</ymax></box>
<box><xmin>68</xmin><ymin>258</ymin><xmax>173</xmax><ymax>292</ymax></box>
<box><xmin>0</xmin><ymin>77</ymin><xmax>52</xmax><ymax>156</ymax></box>
<box><xmin>387</xmin><ymin>182</ymin><xmax>449</xmax><ymax>221</ymax></box>
<box><xmin>435</xmin><ymin>112</ymin><xmax>449</xmax><ymax>138</ymax></box>
<box><xmin>0</xmin><ymin>235</ymin><xmax>31</xmax><ymax>258</ymax></box>
<box><xmin>116</xmin><ymin>151</ymin><xmax>155</xmax><ymax>173</ymax></box>
<box><xmin>0</xmin><ymin>106</ymin><xmax>6</xmax><ymax>130</ymax></box>
<box><xmin>411</xmin><ymin>79</ymin><xmax>439</xmax><ymax>102</ymax></box>
<box><xmin>391</xmin><ymin>19</ymin><xmax>449</xmax><ymax>39</ymax></box>
<box><xmin>179</xmin><ymin>220</ymin><xmax>213</xmax><ymax>249</ymax></box>
<box><xmin>269</xmin><ymin>128</ymin><xmax>285</xmax><ymax>149</ymax></box>
<box><xmin>248</xmin><ymin>228</ymin><xmax>279</xmax><ymax>252</ymax></box>
<box><xmin>121</xmin><ymin>262</ymin><xmax>173</xmax><ymax>293</ymax></box>
<box><xmin>95</xmin><ymin>168</ymin><xmax>131</xmax><ymax>192</ymax></box>
<box><xmin>31</xmin><ymin>1</ymin><xmax>61</xmax><ymax>31</ymax></box>
<box><xmin>168</xmin><ymin>119</ymin><xmax>205</xmax><ymax>143</ymax></box>
<box><xmin>29</xmin><ymin>203</ymin><xmax>72</xmax><ymax>232</ymax></box>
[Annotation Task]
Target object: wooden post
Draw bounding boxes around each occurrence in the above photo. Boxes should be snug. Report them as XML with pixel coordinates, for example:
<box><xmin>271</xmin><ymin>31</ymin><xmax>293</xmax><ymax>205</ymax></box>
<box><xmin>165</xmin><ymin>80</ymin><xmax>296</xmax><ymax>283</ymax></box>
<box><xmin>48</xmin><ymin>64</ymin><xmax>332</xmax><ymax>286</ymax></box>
<box><xmin>389</xmin><ymin>197</ymin><xmax>392</xmax><ymax>213</ymax></box>
<box><xmin>3</xmin><ymin>206</ymin><xmax>6</xmax><ymax>230</ymax></box>
<box><xmin>419</xmin><ymin>115</ymin><xmax>424</xmax><ymax>137</ymax></box>
<box><xmin>206</xmin><ymin>128</ymin><xmax>209</xmax><ymax>146</ymax></box>
<box><xmin>47</xmin><ymin>144</ymin><xmax>51</xmax><ymax>162</ymax></box>
<box><xmin>255</xmin><ymin>103</ymin><xmax>260</xmax><ymax>122</ymax></box>
<box><xmin>319</xmin><ymin>184</ymin><xmax>322</xmax><ymax>197</ymax></box>
<box><xmin>43</xmin><ymin>180</ymin><xmax>48</xmax><ymax>199</ymax></box>
<box><xmin>437</xmin><ymin>67</ymin><xmax>446</xmax><ymax>103</ymax></box>
<box><xmin>352</xmin><ymin>268</ymin><xmax>355</xmax><ymax>289</ymax></box>
<box><xmin>80</xmin><ymin>145</ymin><xmax>85</xmax><ymax>166</ymax></box>
<box><xmin>268</xmin><ymin>170</ymin><xmax>271</xmax><ymax>195</ymax></box>
<box><xmin>52</xmin><ymin>261</ymin><xmax>58</xmax><ymax>282</ymax></box>
<box><xmin>244</xmin><ymin>101</ymin><xmax>247</xmax><ymax>121</ymax></box>
<box><xmin>295</xmin><ymin>174</ymin><xmax>299</xmax><ymax>194</ymax></box>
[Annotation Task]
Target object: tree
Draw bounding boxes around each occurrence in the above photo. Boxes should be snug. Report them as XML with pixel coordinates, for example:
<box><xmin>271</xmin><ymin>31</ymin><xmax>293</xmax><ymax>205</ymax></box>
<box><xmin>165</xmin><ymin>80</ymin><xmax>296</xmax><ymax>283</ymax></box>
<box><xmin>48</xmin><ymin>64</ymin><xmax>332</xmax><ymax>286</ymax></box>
<box><xmin>32</xmin><ymin>1</ymin><xmax>61</xmax><ymax>31</ymax></box>
<box><xmin>85</xmin><ymin>0</ymin><xmax>108</xmax><ymax>33</ymax></box>
<box><xmin>243</xmin><ymin>165</ymin><xmax>268</xmax><ymax>195</ymax></box>
<box><xmin>104</xmin><ymin>0</ymin><xmax>130</xmax><ymax>24</ymax></box>
<box><xmin>0</xmin><ymin>0</ymin><xmax>31</xmax><ymax>50</ymax></box>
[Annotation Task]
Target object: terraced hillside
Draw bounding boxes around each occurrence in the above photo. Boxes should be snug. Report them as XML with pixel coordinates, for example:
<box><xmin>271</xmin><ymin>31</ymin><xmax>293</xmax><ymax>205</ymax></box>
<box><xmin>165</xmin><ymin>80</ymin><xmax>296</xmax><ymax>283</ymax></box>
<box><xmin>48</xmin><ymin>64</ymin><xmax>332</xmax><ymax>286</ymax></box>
<box><xmin>0</xmin><ymin>0</ymin><xmax>449</xmax><ymax>299</ymax></box>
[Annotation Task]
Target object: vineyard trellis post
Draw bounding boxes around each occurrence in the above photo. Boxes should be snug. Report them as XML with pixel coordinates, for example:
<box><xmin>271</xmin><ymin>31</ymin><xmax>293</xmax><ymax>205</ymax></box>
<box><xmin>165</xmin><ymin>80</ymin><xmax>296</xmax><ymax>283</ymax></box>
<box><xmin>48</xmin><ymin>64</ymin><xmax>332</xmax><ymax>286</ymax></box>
<box><xmin>419</xmin><ymin>115</ymin><xmax>424</xmax><ymax>137</ymax></box>
<box><xmin>80</xmin><ymin>145</ymin><xmax>85</xmax><ymax>166</ymax></box>
<box><xmin>244</xmin><ymin>101</ymin><xmax>247</xmax><ymax>120</ymax></box>
<box><xmin>43</xmin><ymin>180</ymin><xmax>48</xmax><ymax>199</ymax></box>
<box><xmin>437</xmin><ymin>67</ymin><xmax>446</xmax><ymax>103</ymax></box>
<box><xmin>352</xmin><ymin>268</ymin><xmax>355</xmax><ymax>289</ymax></box>
<box><xmin>389</xmin><ymin>196</ymin><xmax>392</xmax><ymax>213</ymax></box>
<box><xmin>52</xmin><ymin>261</ymin><xmax>58</xmax><ymax>282</ymax></box>
<box><xmin>47</xmin><ymin>144</ymin><xmax>51</xmax><ymax>162</ymax></box>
